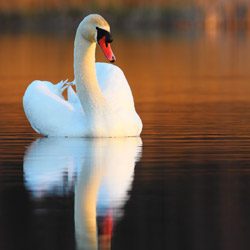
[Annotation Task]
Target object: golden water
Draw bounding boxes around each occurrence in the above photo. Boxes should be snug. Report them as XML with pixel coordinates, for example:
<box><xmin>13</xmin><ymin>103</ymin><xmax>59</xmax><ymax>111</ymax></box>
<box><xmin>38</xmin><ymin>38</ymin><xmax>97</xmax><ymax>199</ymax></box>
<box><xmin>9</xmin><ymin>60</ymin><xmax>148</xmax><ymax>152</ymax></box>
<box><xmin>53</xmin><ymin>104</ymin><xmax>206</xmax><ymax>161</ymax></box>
<box><xmin>0</xmin><ymin>32</ymin><xmax>250</xmax><ymax>250</ymax></box>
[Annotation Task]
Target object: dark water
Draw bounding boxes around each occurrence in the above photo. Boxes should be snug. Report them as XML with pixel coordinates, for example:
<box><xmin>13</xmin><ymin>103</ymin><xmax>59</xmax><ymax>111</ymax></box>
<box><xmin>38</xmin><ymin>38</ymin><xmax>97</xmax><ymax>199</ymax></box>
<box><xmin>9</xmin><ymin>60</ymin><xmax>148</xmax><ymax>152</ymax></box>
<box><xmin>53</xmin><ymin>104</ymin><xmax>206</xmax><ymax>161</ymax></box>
<box><xmin>1</xmin><ymin>31</ymin><xmax>250</xmax><ymax>250</ymax></box>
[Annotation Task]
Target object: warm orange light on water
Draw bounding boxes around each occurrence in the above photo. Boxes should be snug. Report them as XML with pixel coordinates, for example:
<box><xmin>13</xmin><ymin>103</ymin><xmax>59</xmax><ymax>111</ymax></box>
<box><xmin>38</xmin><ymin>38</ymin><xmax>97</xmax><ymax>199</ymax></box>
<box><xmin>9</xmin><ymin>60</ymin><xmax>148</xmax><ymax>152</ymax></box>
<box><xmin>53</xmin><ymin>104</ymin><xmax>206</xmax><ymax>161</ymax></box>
<box><xmin>1</xmin><ymin>32</ymin><xmax>250</xmax><ymax>138</ymax></box>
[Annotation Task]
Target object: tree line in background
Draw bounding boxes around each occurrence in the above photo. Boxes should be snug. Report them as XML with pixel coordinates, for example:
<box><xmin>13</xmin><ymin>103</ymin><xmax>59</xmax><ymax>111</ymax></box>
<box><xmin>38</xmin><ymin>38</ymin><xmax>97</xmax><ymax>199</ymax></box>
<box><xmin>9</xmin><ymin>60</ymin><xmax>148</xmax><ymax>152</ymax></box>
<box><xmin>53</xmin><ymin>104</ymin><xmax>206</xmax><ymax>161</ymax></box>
<box><xmin>0</xmin><ymin>0</ymin><xmax>250</xmax><ymax>32</ymax></box>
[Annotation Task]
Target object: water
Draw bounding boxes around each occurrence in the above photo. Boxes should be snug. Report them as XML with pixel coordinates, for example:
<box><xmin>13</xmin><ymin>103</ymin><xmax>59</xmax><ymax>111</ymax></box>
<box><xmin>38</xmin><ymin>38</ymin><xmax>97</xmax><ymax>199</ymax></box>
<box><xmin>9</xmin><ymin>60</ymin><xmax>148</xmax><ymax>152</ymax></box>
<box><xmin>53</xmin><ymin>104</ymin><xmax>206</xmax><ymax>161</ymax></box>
<box><xmin>1</xmin><ymin>31</ymin><xmax>250</xmax><ymax>250</ymax></box>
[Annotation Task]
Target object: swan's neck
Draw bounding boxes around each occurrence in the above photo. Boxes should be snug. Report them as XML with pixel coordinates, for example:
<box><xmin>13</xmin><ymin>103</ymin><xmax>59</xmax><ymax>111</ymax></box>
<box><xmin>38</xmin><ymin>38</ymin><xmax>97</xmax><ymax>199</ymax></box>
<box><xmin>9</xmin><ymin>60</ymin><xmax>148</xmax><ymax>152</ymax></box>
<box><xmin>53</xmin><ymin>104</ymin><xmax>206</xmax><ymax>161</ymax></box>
<box><xmin>74</xmin><ymin>33</ymin><xmax>108</xmax><ymax>116</ymax></box>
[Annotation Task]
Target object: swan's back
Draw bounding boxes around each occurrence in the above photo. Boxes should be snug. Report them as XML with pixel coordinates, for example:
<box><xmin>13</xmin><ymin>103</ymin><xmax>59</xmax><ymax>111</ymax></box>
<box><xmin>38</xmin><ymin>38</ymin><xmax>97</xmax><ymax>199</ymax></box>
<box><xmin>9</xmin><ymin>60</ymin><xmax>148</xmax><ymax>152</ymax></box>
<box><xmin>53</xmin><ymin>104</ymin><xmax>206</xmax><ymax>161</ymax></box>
<box><xmin>23</xmin><ymin>80</ymin><xmax>87</xmax><ymax>136</ymax></box>
<box><xmin>96</xmin><ymin>63</ymin><xmax>135</xmax><ymax>113</ymax></box>
<box><xmin>23</xmin><ymin>64</ymin><xmax>142</xmax><ymax>137</ymax></box>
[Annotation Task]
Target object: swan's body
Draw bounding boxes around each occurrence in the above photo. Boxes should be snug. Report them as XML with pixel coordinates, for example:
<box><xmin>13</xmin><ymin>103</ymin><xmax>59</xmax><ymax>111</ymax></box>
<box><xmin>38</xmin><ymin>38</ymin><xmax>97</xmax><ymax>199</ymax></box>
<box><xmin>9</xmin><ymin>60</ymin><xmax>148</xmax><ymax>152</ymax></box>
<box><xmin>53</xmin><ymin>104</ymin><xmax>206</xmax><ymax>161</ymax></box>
<box><xmin>23</xmin><ymin>14</ymin><xmax>142</xmax><ymax>137</ymax></box>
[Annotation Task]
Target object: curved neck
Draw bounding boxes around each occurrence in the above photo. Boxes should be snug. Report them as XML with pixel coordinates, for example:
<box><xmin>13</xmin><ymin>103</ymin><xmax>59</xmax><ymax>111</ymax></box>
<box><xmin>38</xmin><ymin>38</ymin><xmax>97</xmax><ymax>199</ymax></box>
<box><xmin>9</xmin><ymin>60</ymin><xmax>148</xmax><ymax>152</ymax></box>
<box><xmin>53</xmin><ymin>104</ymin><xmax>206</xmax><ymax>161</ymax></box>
<box><xmin>74</xmin><ymin>32</ymin><xmax>108</xmax><ymax>116</ymax></box>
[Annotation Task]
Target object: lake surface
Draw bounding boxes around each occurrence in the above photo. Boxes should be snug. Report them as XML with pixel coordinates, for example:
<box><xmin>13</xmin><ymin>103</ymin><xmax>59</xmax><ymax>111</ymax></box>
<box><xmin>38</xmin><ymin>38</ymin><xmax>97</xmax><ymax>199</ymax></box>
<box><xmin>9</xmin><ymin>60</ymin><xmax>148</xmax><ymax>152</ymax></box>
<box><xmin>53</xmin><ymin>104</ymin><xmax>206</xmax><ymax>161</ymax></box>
<box><xmin>1</xmin><ymin>31</ymin><xmax>250</xmax><ymax>250</ymax></box>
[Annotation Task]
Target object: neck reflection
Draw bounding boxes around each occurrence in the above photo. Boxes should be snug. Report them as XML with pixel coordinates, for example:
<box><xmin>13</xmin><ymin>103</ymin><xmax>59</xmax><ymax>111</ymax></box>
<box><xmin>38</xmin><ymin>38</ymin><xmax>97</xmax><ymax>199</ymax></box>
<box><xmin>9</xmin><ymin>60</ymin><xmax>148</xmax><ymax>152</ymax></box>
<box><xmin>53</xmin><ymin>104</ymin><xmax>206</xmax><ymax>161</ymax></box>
<box><xmin>23</xmin><ymin>137</ymin><xmax>142</xmax><ymax>250</ymax></box>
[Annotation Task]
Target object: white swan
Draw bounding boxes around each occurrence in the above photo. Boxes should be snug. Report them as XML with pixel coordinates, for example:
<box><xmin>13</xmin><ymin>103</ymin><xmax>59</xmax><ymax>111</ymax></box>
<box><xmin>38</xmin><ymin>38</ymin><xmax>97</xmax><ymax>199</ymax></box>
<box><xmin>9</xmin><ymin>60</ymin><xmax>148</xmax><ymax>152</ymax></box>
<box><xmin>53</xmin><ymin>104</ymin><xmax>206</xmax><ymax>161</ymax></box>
<box><xmin>23</xmin><ymin>14</ymin><xmax>142</xmax><ymax>137</ymax></box>
<box><xmin>23</xmin><ymin>137</ymin><xmax>142</xmax><ymax>249</ymax></box>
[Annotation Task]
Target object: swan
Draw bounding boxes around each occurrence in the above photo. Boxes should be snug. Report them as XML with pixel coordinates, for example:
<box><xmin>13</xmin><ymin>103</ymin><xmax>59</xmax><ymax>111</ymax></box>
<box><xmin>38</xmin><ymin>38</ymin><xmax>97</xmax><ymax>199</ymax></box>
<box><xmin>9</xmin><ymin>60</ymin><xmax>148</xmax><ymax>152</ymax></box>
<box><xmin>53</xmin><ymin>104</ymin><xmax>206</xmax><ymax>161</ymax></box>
<box><xmin>23</xmin><ymin>14</ymin><xmax>142</xmax><ymax>137</ymax></box>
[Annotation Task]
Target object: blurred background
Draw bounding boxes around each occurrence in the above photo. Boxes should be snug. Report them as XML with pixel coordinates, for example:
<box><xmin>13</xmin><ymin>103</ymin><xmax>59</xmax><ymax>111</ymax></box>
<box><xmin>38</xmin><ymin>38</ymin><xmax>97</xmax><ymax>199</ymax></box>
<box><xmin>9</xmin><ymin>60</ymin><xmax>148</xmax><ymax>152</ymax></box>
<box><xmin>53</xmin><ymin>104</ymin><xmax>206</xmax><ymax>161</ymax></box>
<box><xmin>1</xmin><ymin>0</ymin><xmax>250</xmax><ymax>33</ymax></box>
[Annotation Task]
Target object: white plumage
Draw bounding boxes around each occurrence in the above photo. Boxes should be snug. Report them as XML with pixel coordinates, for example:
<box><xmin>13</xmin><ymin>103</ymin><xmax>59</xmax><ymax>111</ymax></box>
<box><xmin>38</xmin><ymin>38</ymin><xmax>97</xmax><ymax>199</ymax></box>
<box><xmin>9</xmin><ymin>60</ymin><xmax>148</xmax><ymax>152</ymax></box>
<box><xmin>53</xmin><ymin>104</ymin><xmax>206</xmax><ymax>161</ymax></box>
<box><xmin>23</xmin><ymin>14</ymin><xmax>142</xmax><ymax>137</ymax></box>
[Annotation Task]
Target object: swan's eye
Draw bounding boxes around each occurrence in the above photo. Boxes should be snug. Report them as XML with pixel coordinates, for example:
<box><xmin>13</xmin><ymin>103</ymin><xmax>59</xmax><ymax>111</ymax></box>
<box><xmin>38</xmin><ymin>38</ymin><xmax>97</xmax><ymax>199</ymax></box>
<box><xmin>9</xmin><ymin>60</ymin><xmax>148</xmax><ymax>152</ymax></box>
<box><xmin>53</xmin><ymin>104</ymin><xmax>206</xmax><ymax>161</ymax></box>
<box><xmin>96</xmin><ymin>27</ymin><xmax>113</xmax><ymax>46</ymax></box>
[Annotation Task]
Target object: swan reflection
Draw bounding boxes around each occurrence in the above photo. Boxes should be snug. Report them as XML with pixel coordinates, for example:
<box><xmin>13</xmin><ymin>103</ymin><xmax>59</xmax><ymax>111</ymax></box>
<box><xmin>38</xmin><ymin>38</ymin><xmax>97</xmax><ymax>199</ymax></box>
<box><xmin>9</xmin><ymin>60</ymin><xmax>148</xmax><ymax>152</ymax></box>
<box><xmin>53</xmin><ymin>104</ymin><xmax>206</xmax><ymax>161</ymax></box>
<box><xmin>23</xmin><ymin>137</ymin><xmax>142</xmax><ymax>249</ymax></box>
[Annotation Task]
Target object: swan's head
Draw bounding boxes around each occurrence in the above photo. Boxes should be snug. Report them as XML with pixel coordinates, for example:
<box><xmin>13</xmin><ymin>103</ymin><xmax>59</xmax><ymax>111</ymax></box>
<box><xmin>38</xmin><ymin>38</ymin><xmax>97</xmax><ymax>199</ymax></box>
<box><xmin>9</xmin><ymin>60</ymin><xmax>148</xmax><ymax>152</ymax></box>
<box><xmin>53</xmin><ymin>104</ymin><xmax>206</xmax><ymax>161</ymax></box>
<box><xmin>77</xmin><ymin>14</ymin><xmax>116</xmax><ymax>63</ymax></box>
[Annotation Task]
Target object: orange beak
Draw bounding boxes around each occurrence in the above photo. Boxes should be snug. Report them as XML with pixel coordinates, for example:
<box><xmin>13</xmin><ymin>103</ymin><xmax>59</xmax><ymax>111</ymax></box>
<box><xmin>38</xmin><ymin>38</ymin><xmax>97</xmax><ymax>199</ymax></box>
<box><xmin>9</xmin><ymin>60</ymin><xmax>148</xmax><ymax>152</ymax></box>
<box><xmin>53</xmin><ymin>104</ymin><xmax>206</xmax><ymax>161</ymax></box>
<box><xmin>98</xmin><ymin>36</ymin><xmax>116</xmax><ymax>63</ymax></box>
